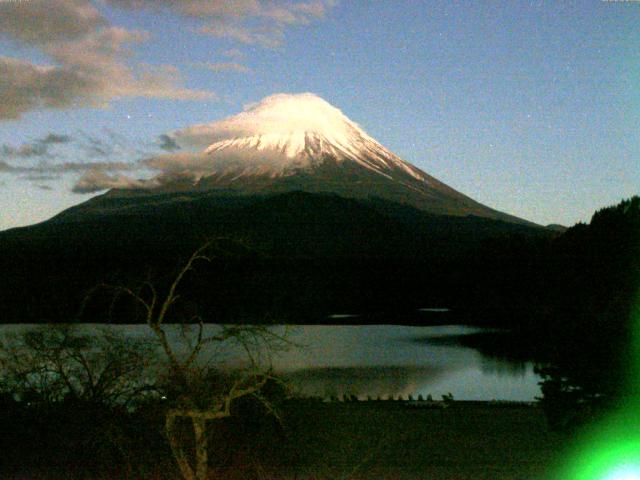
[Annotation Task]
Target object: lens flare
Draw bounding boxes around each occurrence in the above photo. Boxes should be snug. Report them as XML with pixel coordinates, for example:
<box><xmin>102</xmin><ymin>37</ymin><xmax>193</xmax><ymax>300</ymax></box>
<box><xmin>557</xmin><ymin>295</ymin><xmax>640</xmax><ymax>480</ymax></box>
<box><xmin>602</xmin><ymin>464</ymin><xmax>640</xmax><ymax>480</ymax></box>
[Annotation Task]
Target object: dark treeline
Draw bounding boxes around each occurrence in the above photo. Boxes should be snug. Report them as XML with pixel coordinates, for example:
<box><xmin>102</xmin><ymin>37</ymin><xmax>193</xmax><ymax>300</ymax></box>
<box><xmin>1</xmin><ymin>192</ymin><xmax>638</xmax><ymax>427</ymax></box>
<box><xmin>537</xmin><ymin>196</ymin><xmax>640</xmax><ymax>426</ymax></box>
<box><xmin>0</xmin><ymin>191</ymin><xmax>551</xmax><ymax>324</ymax></box>
<box><xmin>458</xmin><ymin>196</ymin><xmax>640</xmax><ymax>428</ymax></box>
<box><xmin>0</xmin><ymin>193</ymin><xmax>636</xmax><ymax>480</ymax></box>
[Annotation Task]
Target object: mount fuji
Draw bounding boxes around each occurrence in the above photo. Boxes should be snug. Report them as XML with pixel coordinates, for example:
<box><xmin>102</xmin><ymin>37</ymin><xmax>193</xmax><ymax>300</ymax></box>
<box><xmin>0</xmin><ymin>93</ymin><xmax>551</xmax><ymax>323</ymax></box>
<box><xmin>72</xmin><ymin>93</ymin><xmax>532</xmax><ymax>225</ymax></box>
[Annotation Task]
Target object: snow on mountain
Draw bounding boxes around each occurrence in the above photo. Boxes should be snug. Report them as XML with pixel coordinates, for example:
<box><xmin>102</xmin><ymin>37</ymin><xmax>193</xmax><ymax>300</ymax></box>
<box><xmin>171</xmin><ymin>93</ymin><xmax>427</xmax><ymax>182</ymax></box>
<box><xmin>75</xmin><ymin>92</ymin><xmax>534</xmax><ymax>225</ymax></box>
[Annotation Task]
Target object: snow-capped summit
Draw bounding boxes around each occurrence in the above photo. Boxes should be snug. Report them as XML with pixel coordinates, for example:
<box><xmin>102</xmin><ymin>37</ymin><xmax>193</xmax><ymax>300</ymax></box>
<box><xmin>87</xmin><ymin>93</ymin><xmax>532</xmax><ymax>225</ymax></box>
<box><xmin>174</xmin><ymin>93</ymin><xmax>425</xmax><ymax>181</ymax></box>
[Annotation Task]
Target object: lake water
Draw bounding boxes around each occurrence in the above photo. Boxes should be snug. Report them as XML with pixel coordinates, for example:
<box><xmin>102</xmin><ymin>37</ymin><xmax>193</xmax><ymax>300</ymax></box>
<box><xmin>0</xmin><ymin>324</ymin><xmax>541</xmax><ymax>401</ymax></box>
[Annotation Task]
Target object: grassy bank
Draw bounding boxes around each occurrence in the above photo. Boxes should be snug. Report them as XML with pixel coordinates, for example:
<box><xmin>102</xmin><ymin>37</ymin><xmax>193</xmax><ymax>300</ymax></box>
<box><xmin>2</xmin><ymin>399</ymin><xmax>566</xmax><ymax>479</ymax></box>
<box><xmin>239</xmin><ymin>400</ymin><xmax>564</xmax><ymax>479</ymax></box>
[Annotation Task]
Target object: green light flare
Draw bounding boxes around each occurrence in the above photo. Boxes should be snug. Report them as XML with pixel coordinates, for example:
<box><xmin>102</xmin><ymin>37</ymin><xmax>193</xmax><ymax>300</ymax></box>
<box><xmin>602</xmin><ymin>465</ymin><xmax>640</xmax><ymax>480</ymax></box>
<box><xmin>558</xmin><ymin>412</ymin><xmax>640</xmax><ymax>479</ymax></box>
<box><xmin>557</xmin><ymin>296</ymin><xmax>640</xmax><ymax>480</ymax></box>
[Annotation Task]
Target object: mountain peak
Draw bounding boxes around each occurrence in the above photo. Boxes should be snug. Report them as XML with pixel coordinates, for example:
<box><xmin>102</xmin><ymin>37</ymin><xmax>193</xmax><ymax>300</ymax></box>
<box><xmin>197</xmin><ymin>93</ymin><xmax>360</xmax><ymax>146</ymax></box>
<box><xmin>208</xmin><ymin>93</ymin><xmax>358</xmax><ymax>141</ymax></box>
<box><xmin>77</xmin><ymin>93</ymin><xmax>535</xmax><ymax>226</ymax></box>
<box><xmin>175</xmin><ymin>92</ymin><xmax>426</xmax><ymax>181</ymax></box>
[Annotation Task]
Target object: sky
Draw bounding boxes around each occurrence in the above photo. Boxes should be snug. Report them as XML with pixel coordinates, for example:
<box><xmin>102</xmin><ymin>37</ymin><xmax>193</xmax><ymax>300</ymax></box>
<box><xmin>0</xmin><ymin>0</ymin><xmax>638</xmax><ymax>231</ymax></box>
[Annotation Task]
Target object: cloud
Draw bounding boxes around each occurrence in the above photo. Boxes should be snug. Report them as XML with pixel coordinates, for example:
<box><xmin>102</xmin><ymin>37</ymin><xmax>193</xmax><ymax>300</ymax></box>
<box><xmin>69</xmin><ymin>150</ymin><xmax>215</xmax><ymax>193</ymax></box>
<box><xmin>104</xmin><ymin>0</ymin><xmax>335</xmax><ymax>23</ymax></box>
<box><xmin>105</xmin><ymin>0</ymin><xmax>336</xmax><ymax>48</ymax></box>
<box><xmin>60</xmin><ymin>91</ymin><xmax>347</xmax><ymax>194</ymax></box>
<box><xmin>60</xmin><ymin>161</ymin><xmax>135</xmax><ymax>172</ymax></box>
<box><xmin>1</xmin><ymin>141</ymin><xmax>48</xmax><ymax>159</ymax></box>
<box><xmin>70</xmin><ymin>158</ymin><xmax>207</xmax><ymax>193</ymax></box>
<box><xmin>143</xmin><ymin>151</ymin><xmax>208</xmax><ymax>173</ymax></box>
<box><xmin>62</xmin><ymin>91</ymin><xmax>350</xmax><ymax>193</ymax></box>
<box><xmin>0</xmin><ymin>0</ymin><xmax>106</xmax><ymax>45</ymax></box>
<box><xmin>158</xmin><ymin>134</ymin><xmax>181</xmax><ymax>152</ymax></box>
<box><xmin>0</xmin><ymin>56</ymin><xmax>94</xmax><ymax>120</ymax></box>
<box><xmin>0</xmin><ymin>160</ymin><xmax>26</xmax><ymax>173</ymax></box>
<box><xmin>294</xmin><ymin>1</ymin><xmax>333</xmax><ymax>18</ymax></box>
<box><xmin>198</xmin><ymin>62</ymin><xmax>252</xmax><ymax>74</ymax></box>
<box><xmin>72</xmin><ymin>170</ymin><xmax>151</xmax><ymax>193</ymax></box>
<box><xmin>0</xmin><ymin>160</ymin><xmax>135</xmax><ymax>174</ymax></box>
<box><xmin>41</xmin><ymin>134</ymin><xmax>73</xmax><ymax>145</ymax></box>
<box><xmin>169</xmin><ymin>92</ymin><xmax>352</xmax><ymax>148</ymax></box>
<box><xmin>0</xmin><ymin>1</ymin><xmax>215</xmax><ymax>120</ymax></box>
<box><xmin>0</xmin><ymin>138</ymin><xmax>145</xmax><ymax>196</ymax></box>
<box><xmin>24</xmin><ymin>173</ymin><xmax>62</xmax><ymax>182</ymax></box>
<box><xmin>81</xmin><ymin>136</ymin><xmax>113</xmax><ymax>158</ymax></box>
<box><xmin>0</xmin><ymin>0</ymin><xmax>336</xmax><ymax>120</ymax></box>
<box><xmin>197</xmin><ymin>23</ymin><xmax>283</xmax><ymax>48</ymax></box>
<box><xmin>221</xmin><ymin>48</ymin><xmax>245</xmax><ymax>59</ymax></box>
<box><xmin>76</xmin><ymin>130</ymin><xmax>136</xmax><ymax>159</ymax></box>
<box><xmin>104</xmin><ymin>0</ymin><xmax>263</xmax><ymax>17</ymax></box>
<box><xmin>0</xmin><ymin>129</ymin><xmax>176</xmax><ymax>194</ymax></box>
<box><xmin>0</xmin><ymin>132</ymin><xmax>74</xmax><ymax>159</ymax></box>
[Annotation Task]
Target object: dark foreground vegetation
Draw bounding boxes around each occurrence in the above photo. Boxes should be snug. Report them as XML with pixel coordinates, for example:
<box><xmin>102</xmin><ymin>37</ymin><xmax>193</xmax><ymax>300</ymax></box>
<box><xmin>0</xmin><ymin>321</ymin><xmax>562</xmax><ymax>480</ymax></box>
<box><xmin>0</xmin><ymin>191</ymin><xmax>552</xmax><ymax>324</ymax></box>
<box><xmin>0</xmin><ymin>397</ymin><xmax>563</xmax><ymax>480</ymax></box>
<box><xmin>0</xmin><ymin>195</ymin><xmax>637</xmax><ymax>478</ymax></box>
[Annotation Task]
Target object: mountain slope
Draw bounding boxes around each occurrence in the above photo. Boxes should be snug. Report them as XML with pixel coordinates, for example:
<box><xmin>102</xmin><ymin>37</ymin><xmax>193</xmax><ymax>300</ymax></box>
<box><xmin>74</xmin><ymin>93</ymin><xmax>534</xmax><ymax>226</ymax></box>
<box><xmin>0</xmin><ymin>93</ymin><xmax>550</xmax><ymax>323</ymax></box>
<box><xmin>0</xmin><ymin>191</ymin><xmax>550</xmax><ymax>323</ymax></box>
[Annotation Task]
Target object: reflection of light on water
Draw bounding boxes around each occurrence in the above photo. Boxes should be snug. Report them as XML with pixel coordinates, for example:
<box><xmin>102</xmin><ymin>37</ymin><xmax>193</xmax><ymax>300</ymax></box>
<box><xmin>480</xmin><ymin>356</ymin><xmax>529</xmax><ymax>377</ymax></box>
<box><xmin>415</xmin><ymin>363</ymin><xmax>541</xmax><ymax>402</ymax></box>
<box><xmin>0</xmin><ymin>324</ymin><xmax>542</xmax><ymax>401</ymax></box>
<box><xmin>284</xmin><ymin>365</ymin><xmax>448</xmax><ymax>399</ymax></box>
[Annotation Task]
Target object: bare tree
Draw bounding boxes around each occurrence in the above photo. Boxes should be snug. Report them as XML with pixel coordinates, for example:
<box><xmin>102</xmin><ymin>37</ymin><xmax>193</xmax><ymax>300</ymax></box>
<box><xmin>88</xmin><ymin>241</ymin><xmax>290</xmax><ymax>480</ymax></box>
<box><xmin>0</xmin><ymin>324</ymin><xmax>156</xmax><ymax>407</ymax></box>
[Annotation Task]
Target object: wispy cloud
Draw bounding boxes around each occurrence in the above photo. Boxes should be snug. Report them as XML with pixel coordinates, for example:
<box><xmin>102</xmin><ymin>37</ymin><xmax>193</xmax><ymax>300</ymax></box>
<box><xmin>103</xmin><ymin>0</ymin><xmax>263</xmax><ymax>18</ymax></box>
<box><xmin>0</xmin><ymin>0</ymin><xmax>215</xmax><ymax>120</ymax></box>
<box><xmin>158</xmin><ymin>134</ymin><xmax>181</xmax><ymax>152</ymax></box>
<box><xmin>0</xmin><ymin>126</ymin><xmax>217</xmax><ymax>194</ymax></box>
<box><xmin>24</xmin><ymin>173</ymin><xmax>62</xmax><ymax>182</ymax></box>
<box><xmin>198</xmin><ymin>23</ymin><xmax>284</xmax><ymax>49</ymax></box>
<box><xmin>207</xmin><ymin>1</ymin><xmax>335</xmax><ymax>48</ymax></box>
<box><xmin>1</xmin><ymin>141</ymin><xmax>49</xmax><ymax>160</ymax></box>
<box><xmin>0</xmin><ymin>160</ymin><xmax>135</xmax><ymax>175</ymax></box>
<box><xmin>166</xmin><ymin>92</ymin><xmax>347</xmax><ymax>148</ymax></box>
<box><xmin>197</xmin><ymin>62</ymin><xmax>253</xmax><ymax>74</ymax></box>
<box><xmin>106</xmin><ymin>0</ymin><xmax>337</xmax><ymax>49</ymax></box>
<box><xmin>0</xmin><ymin>132</ymin><xmax>73</xmax><ymax>159</ymax></box>
<box><xmin>0</xmin><ymin>129</ymin><xmax>156</xmax><ymax>192</ymax></box>
<box><xmin>41</xmin><ymin>134</ymin><xmax>73</xmax><ymax>145</ymax></box>
<box><xmin>72</xmin><ymin>170</ymin><xmax>151</xmax><ymax>193</ymax></box>
<box><xmin>0</xmin><ymin>0</ymin><xmax>336</xmax><ymax>120</ymax></box>
<box><xmin>67</xmin><ymin>92</ymin><xmax>347</xmax><ymax>193</ymax></box>
<box><xmin>221</xmin><ymin>48</ymin><xmax>246</xmax><ymax>59</ymax></box>
<box><xmin>82</xmin><ymin>137</ymin><xmax>113</xmax><ymax>158</ymax></box>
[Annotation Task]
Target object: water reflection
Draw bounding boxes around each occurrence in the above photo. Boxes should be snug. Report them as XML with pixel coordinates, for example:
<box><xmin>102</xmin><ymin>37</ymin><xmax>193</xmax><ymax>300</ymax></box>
<box><xmin>270</xmin><ymin>325</ymin><xmax>541</xmax><ymax>400</ymax></box>
<box><xmin>0</xmin><ymin>324</ymin><xmax>541</xmax><ymax>401</ymax></box>
<box><xmin>480</xmin><ymin>356</ymin><xmax>529</xmax><ymax>377</ymax></box>
<box><xmin>285</xmin><ymin>365</ymin><xmax>447</xmax><ymax>399</ymax></box>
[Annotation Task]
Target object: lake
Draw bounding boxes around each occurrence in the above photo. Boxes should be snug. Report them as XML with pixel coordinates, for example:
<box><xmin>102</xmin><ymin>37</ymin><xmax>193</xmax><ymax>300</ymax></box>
<box><xmin>0</xmin><ymin>323</ymin><xmax>541</xmax><ymax>401</ymax></box>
